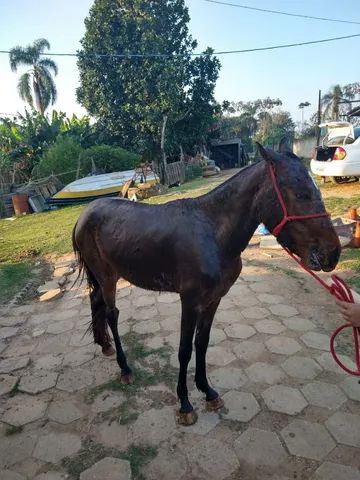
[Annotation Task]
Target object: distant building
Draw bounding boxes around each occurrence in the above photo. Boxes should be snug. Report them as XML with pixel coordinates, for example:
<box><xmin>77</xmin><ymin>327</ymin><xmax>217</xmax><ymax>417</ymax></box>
<box><xmin>210</xmin><ymin>137</ymin><xmax>248</xmax><ymax>169</ymax></box>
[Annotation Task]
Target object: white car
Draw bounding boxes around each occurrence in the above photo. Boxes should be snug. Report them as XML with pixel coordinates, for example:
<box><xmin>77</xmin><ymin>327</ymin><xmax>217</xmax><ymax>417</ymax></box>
<box><xmin>310</xmin><ymin>121</ymin><xmax>360</xmax><ymax>183</ymax></box>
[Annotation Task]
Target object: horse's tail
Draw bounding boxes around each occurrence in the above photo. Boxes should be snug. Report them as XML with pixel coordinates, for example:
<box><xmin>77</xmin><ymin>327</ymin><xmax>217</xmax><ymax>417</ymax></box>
<box><xmin>72</xmin><ymin>222</ymin><xmax>97</xmax><ymax>291</ymax></box>
<box><xmin>72</xmin><ymin>223</ymin><xmax>111</xmax><ymax>348</ymax></box>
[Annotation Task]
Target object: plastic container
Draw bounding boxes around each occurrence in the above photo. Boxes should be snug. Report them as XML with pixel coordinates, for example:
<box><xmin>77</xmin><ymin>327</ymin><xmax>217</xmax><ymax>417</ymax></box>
<box><xmin>12</xmin><ymin>194</ymin><xmax>30</xmax><ymax>216</ymax></box>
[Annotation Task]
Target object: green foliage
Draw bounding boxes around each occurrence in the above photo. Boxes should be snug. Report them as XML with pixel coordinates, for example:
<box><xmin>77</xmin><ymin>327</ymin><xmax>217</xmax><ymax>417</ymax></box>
<box><xmin>322</xmin><ymin>83</ymin><xmax>360</xmax><ymax>121</ymax></box>
<box><xmin>255</xmin><ymin>110</ymin><xmax>295</xmax><ymax>148</ymax></box>
<box><xmin>9</xmin><ymin>38</ymin><xmax>58</xmax><ymax>114</ymax></box>
<box><xmin>32</xmin><ymin>137</ymin><xmax>83</xmax><ymax>184</ymax></box>
<box><xmin>216</xmin><ymin>97</ymin><xmax>283</xmax><ymax>152</ymax></box>
<box><xmin>77</xmin><ymin>0</ymin><xmax>220</xmax><ymax>161</ymax></box>
<box><xmin>80</xmin><ymin>145</ymin><xmax>140</xmax><ymax>175</ymax></box>
<box><xmin>185</xmin><ymin>164</ymin><xmax>203</xmax><ymax>181</ymax></box>
<box><xmin>0</xmin><ymin>110</ymin><xmax>100</xmax><ymax>182</ymax></box>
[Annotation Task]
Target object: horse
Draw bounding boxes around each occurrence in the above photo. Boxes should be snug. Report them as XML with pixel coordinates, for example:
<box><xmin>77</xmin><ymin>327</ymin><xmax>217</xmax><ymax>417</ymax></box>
<box><xmin>72</xmin><ymin>142</ymin><xmax>340</xmax><ymax>425</ymax></box>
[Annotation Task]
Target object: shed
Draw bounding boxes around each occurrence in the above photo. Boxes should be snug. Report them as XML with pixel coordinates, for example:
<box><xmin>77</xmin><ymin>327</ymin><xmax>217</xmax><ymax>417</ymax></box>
<box><xmin>210</xmin><ymin>138</ymin><xmax>248</xmax><ymax>169</ymax></box>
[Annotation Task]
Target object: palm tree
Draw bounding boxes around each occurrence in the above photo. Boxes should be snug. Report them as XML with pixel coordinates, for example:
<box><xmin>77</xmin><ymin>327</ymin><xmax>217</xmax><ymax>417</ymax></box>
<box><xmin>321</xmin><ymin>83</ymin><xmax>360</xmax><ymax>121</ymax></box>
<box><xmin>9</xmin><ymin>38</ymin><xmax>58</xmax><ymax>115</ymax></box>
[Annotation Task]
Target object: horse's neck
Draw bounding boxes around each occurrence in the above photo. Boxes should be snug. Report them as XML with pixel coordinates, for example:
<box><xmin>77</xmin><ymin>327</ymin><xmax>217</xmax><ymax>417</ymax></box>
<box><xmin>199</xmin><ymin>162</ymin><xmax>266</xmax><ymax>256</ymax></box>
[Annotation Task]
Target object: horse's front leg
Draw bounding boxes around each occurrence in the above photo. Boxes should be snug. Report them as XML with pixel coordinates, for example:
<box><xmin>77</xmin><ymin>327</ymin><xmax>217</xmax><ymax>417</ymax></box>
<box><xmin>176</xmin><ymin>295</ymin><xmax>198</xmax><ymax>425</ymax></box>
<box><xmin>194</xmin><ymin>299</ymin><xmax>224</xmax><ymax>411</ymax></box>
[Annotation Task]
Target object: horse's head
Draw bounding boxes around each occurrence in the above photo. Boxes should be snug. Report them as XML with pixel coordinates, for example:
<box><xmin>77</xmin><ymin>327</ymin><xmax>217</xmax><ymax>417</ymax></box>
<box><xmin>256</xmin><ymin>141</ymin><xmax>340</xmax><ymax>272</ymax></box>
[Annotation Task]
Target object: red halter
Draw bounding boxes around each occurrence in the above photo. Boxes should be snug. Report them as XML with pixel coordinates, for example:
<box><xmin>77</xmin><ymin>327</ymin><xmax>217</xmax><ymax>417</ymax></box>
<box><xmin>268</xmin><ymin>162</ymin><xmax>329</xmax><ymax>237</ymax></box>
<box><xmin>267</xmin><ymin>162</ymin><xmax>360</xmax><ymax>376</ymax></box>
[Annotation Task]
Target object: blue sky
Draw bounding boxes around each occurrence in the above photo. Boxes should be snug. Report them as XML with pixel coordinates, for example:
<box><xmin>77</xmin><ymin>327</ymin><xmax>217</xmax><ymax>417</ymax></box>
<box><xmin>0</xmin><ymin>0</ymin><xmax>359</xmax><ymax>124</ymax></box>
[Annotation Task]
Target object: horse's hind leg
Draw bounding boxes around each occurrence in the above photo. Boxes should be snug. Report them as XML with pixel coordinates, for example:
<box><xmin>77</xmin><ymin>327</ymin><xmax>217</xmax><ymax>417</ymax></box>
<box><xmin>90</xmin><ymin>286</ymin><xmax>115</xmax><ymax>356</ymax></box>
<box><xmin>101</xmin><ymin>280</ymin><xmax>132</xmax><ymax>384</ymax></box>
<box><xmin>194</xmin><ymin>299</ymin><xmax>224</xmax><ymax>411</ymax></box>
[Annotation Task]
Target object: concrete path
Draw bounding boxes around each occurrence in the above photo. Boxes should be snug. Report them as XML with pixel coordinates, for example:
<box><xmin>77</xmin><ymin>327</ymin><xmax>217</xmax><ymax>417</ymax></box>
<box><xmin>0</xmin><ymin>251</ymin><xmax>359</xmax><ymax>480</ymax></box>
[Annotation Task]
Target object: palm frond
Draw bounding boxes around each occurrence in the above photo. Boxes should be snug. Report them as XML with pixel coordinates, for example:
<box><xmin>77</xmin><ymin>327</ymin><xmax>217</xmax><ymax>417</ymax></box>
<box><xmin>9</xmin><ymin>46</ymin><xmax>33</xmax><ymax>71</ymax></box>
<box><xmin>38</xmin><ymin>57</ymin><xmax>58</xmax><ymax>75</ymax></box>
<box><xmin>33</xmin><ymin>38</ymin><xmax>50</xmax><ymax>53</ymax></box>
<box><xmin>37</xmin><ymin>68</ymin><xmax>57</xmax><ymax>110</ymax></box>
<box><xmin>17</xmin><ymin>72</ymin><xmax>33</xmax><ymax>106</ymax></box>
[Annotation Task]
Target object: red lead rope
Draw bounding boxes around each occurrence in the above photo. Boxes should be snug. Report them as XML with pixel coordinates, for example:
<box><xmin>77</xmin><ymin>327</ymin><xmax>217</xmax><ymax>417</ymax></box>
<box><xmin>268</xmin><ymin>163</ymin><xmax>360</xmax><ymax>376</ymax></box>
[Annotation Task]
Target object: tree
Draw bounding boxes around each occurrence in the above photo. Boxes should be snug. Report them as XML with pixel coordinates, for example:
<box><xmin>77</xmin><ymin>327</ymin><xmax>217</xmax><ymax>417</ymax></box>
<box><xmin>9</xmin><ymin>38</ymin><xmax>58</xmax><ymax>114</ymax></box>
<box><xmin>321</xmin><ymin>83</ymin><xmax>360</xmax><ymax>121</ymax></box>
<box><xmin>255</xmin><ymin>110</ymin><xmax>295</xmax><ymax>148</ymax></box>
<box><xmin>77</xmin><ymin>0</ymin><xmax>220</xmax><ymax>173</ymax></box>
<box><xmin>215</xmin><ymin>97</ymin><xmax>282</xmax><ymax>152</ymax></box>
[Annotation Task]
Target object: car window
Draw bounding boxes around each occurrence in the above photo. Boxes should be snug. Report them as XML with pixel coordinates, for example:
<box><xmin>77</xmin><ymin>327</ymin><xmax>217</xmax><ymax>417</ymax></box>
<box><xmin>327</xmin><ymin>136</ymin><xmax>355</xmax><ymax>145</ymax></box>
<box><xmin>354</xmin><ymin>127</ymin><xmax>360</xmax><ymax>140</ymax></box>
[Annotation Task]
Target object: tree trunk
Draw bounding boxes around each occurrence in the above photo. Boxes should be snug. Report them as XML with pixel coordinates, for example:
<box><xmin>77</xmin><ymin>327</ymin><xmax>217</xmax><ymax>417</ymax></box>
<box><xmin>33</xmin><ymin>68</ymin><xmax>44</xmax><ymax>114</ymax></box>
<box><xmin>179</xmin><ymin>144</ymin><xmax>184</xmax><ymax>162</ymax></box>
<box><xmin>160</xmin><ymin>114</ymin><xmax>168</xmax><ymax>185</ymax></box>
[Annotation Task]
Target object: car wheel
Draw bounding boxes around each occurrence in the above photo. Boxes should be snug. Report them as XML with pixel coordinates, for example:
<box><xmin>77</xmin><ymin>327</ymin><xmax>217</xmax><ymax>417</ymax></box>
<box><xmin>330</xmin><ymin>176</ymin><xmax>358</xmax><ymax>184</ymax></box>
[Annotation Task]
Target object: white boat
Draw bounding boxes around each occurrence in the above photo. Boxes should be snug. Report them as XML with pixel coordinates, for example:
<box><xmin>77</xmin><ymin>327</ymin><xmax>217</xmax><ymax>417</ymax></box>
<box><xmin>50</xmin><ymin>170</ymin><xmax>158</xmax><ymax>205</ymax></box>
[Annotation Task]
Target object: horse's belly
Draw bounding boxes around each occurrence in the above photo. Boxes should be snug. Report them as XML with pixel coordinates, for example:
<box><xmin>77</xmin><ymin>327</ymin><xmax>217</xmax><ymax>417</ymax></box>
<box><xmin>120</xmin><ymin>269</ymin><xmax>177</xmax><ymax>293</ymax></box>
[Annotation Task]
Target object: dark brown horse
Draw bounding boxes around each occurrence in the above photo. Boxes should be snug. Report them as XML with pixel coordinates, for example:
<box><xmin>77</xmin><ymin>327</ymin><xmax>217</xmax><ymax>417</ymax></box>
<box><xmin>73</xmin><ymin>143</ymin><xmax>340</xmax><ymax>425</ymax></box>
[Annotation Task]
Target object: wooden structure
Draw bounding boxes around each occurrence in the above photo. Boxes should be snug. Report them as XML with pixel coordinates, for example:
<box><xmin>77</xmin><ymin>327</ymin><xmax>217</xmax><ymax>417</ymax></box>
<box><xmin>153</xmin><ymin>160</ymin><xmax>186</xmax><ymax>186</ymax></box>
<box><xmin>210</xmin><ymin>137</ymin><xmax>248</xmax><ymax>169</ymax></box>
<box><xmin>0</xmin><ymin>176</ymin><xmax>62</xmax><ymax>218</ymax></box>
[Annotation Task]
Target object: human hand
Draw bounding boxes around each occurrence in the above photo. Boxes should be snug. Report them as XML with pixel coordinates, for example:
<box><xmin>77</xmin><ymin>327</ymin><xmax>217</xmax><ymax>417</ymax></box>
<box><xmin>335</xmin><ymin>299</ymin><xmax>360</xmax><ymax>327</ymax></box>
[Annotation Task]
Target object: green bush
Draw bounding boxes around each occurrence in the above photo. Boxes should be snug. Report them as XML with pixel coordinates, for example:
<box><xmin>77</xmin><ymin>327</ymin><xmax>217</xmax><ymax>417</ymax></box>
<box><xmin>185</xmin><ymin>164</ymin><xmax>203</xmax><ymax>182</ymax></box>
<box><xmin>33</xmin><ymin>141</ymin><xmax>141</xmax><ymax>185</ymax></box>
<box><xmin>80</xmin><ymin>145</ymin><xmax>140</xmax><ymax>175</ymax></box>
<box><xmin>32</xmin><ymin>137</ymin><xmax>84</xmax><ymax>184</ymax></box>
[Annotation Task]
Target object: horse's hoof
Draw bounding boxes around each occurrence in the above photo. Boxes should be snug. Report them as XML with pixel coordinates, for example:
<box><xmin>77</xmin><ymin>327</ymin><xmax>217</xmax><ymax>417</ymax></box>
<box><xmin>120</xmin><ymin>373</ymin><xmax>133</xmax><ymax>385</ymax></box>
<box><xmin>176</xmin><ymin>410</ymin><xmax>198</xmax><ymax>426</ymax></box>
<box><xmin>206</xmin><ymin>396</ymin><xmax>224</xmax><ymax>411</ymax></box>
<box><xmin>102</xmin><ymin>345</ymin><xmax>116</xmax><ymax>356</ymax></box>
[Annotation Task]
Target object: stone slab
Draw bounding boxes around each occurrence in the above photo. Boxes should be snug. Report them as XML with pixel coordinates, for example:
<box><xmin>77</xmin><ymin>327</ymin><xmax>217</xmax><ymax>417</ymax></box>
<box><xmin>300</xmin><ymin>332</ymin><xmax>330</xmax><ymax>351</ymax></box>
<box><xmin>234</xmin><ymin>428</ymin><xmax>287</xmax><ymax>467</ymax></box>
<box><xmin>325</xmin><ymin>412</ymin><xmax>360</xmax><ymax>447</ymax></box>
<box><xmin>182</xmin><ymin>436</ymin><xmax>240</xmax><ymax>480</ymax></box>
<box><xmin>301</xmin><ymin>381</ymin><xmax>347</xmax><ymax>410</ymax></box>
<box><xmin>33</xmin><ymin>432</ymin><xmax>82</xmax><ymax>463</ymax></box>
<box><xmin>312</xmin><ymin>462</ymin><xmax>360</xmax><ymax>480</ymax></box>
<box><xmin>265</xmin><ymin>336</ymin><xmax>302</xmax><ymax>355</ymax></box>
<box><xmin>209</xmin><ymin>367</ymin><xmax>248</xmax><ymax>390</ymax></box>
<box><xmin>245</xmin><ymin>362</ymin><xmax>286</xmax><ymax>385</ymax></box>
<box><xmin>19</xmin><ymin>371</ymin><xmax>58</xmax><ymax>394</ymax></box>
<box><xmin>0</xmin><ymin>327</ymin><xmax>19</xmax><ymax>340</ymax></box>
<box><xmin>80</xmin><ymin>457</ymin><xmax>131</xmax><ymax>480</ymax></box>
<box><xmin>207</xmin><ymin>346</ymin><xmax>236</xmax><ymax>366</ymax></box>
<box><xmin>224</xmin><ymin>324</ymin><xmax>256</xmax><ymax>339</ymax></box>
<box><xmin>232</xmin><ymin>340</ymin><xmax>265</xmax><ymax>362</ymax></box>
<box><xmin>281</xmin><ymin>420</ymin><xmax>336</xmax><ymax>460</ymax></box>
<box><xmin>269</xmin><ymin>304</ymin><xmax>299</xmax><ymax>317</ymax></box>
<box><xmin>2</xmin><ymin>394</ymin><xmax>48</xmax><ymax>426</ymax></box>
<box><xmin>281</xmin><ymin>356</ymin><xmax>322</xmax><ymax>380</ymax></box>
<box><xmin>48</xmin><ymin>399</ymin><xmax>86</xmax><ymax>424</ymax></box>
<box><xmin>262</xmin><ymin>385</ymin><xmax>308</xmax><ymax>415</ymax></box>
<box><xmin>129</xmin><ymin>407</ymin><xmax>176</xmax><ymax>446</ymax></box>
<box><xmin>255</xmin><ymin>319</ymin><xmax>285</xmax><ymax>334</ymax></box>
<box><xmin>222</xmin><ymin>390</ymin><xmax>260</xmax><ymax>422</ymax></box>
<box><xmin>0</xmin><ymin>375</ymin><xmax>18</xmax><ymax>396</ymax></box>
<box><xmin>39</xmin><ymin>289</ymin><xmax>63</xmax><ymax>302</ymax></box>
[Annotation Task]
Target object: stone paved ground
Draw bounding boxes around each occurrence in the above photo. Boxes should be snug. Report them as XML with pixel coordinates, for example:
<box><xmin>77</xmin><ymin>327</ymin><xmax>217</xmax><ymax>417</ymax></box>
<box><xmin>0</xmin><ymin>250</ymin><xmax>360</xmax><ymax>480</ymax></box>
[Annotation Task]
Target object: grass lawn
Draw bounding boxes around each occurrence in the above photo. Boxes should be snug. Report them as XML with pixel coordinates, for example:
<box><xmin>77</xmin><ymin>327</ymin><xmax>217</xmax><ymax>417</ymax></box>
<box><xmin>0</xmin><ymin>262</ymin><xmax>33</xmax><ymax>304</ymax></box>
<box><xmin>0</xmin><ymin>169</ymin><xmax>359</xmax><ymax>300</ymax></box>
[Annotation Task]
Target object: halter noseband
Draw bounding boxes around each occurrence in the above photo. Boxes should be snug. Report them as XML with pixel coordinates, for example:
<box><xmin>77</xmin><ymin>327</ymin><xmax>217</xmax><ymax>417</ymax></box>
<box><xmin>267</xmin><ymin>163</ymin><xmax>329</xmax><ymax>237</ymax></box>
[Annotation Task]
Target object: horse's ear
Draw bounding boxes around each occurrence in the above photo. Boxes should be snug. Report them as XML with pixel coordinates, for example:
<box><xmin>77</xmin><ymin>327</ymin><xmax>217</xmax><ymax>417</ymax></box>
<box><xmin>278</xmin><ymin>136</ymin><xmax>292</xmax><ymax>155</ymax></box>
<box><xmin>256</xmin><ymin>142</ymin><xmax>275</xmax><ymax>163</ymax></box>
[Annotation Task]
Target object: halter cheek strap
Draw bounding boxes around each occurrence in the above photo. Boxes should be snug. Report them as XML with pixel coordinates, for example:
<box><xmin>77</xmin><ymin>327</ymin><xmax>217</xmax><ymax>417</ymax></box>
<box><xmin>268</xmin><ymin>163</ymin><xmax>329</xmax><ymax>237</ymax></box>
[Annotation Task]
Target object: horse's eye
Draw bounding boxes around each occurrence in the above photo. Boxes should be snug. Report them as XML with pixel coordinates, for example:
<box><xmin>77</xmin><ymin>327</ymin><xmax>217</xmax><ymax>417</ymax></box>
<box><xmin>296</xmin><ymin>193</ymin><xmax>311</xmax><ymax>201</ymax></box>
